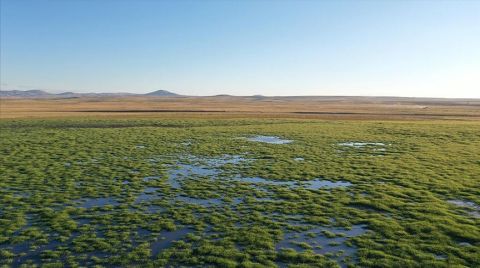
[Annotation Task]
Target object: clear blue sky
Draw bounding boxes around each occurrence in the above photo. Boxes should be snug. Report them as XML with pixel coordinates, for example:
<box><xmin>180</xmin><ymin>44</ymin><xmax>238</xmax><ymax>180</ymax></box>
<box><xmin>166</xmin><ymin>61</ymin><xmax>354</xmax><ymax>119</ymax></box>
<box><xmin>1</xmin><ymin>0</ymin><xmax>479</xmax><ymax>97</ymax></box>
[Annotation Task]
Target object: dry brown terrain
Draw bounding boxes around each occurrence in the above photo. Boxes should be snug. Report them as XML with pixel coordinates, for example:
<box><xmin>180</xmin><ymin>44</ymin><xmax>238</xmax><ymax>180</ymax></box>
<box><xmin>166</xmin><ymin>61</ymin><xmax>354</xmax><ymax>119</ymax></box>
<box><xmin>1</xmin><ymin>96</ymin><xmax>480</xmax><ymax>120</ymax></box>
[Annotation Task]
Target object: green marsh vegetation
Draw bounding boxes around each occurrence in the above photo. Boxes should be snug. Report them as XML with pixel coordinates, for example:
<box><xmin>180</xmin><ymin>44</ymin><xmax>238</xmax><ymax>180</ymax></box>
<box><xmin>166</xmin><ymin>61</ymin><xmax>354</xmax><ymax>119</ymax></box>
<box><xmin>0</xmin><ymin>118</ymin><xmax>479</xmax><ymax>267</ymax></box>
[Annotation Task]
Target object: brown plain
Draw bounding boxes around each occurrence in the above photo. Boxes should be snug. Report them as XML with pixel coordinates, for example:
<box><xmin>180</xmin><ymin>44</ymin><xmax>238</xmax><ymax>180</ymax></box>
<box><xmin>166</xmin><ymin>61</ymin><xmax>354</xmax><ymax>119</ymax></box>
<box><xmin>1</xmin><ymin>96</ymin><xmax>480</xmax><ymax>120</ymax></box>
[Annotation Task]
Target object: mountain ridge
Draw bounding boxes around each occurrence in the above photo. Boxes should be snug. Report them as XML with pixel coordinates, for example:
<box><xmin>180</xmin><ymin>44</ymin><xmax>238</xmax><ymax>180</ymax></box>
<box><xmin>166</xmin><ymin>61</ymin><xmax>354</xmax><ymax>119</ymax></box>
<box><xmin>144</xmin><ymin>90</ymin><xmax>180</xmax><ymax>96</ymax></box>
<box><xmin>1</xmin><ymin>89</ymin><xmax>479</xmax><ymax>101</ymax></box>
<box><xmin>0</xmin><ymin>89</ymin><xmax>180</xmax><ymax>98</ymax></box>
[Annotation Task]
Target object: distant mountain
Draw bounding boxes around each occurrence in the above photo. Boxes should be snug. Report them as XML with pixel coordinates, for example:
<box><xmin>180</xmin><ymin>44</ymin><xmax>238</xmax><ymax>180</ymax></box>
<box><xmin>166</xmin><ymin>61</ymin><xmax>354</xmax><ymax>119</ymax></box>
<box><xmin>251</xmin><ymin>94</ymin><xmax>267</xmax><ymax>100</ymax></box>
<box><xmin>213</xmin><ymin>94</ymin><xmax>233</xmax><ymax>97</ymax></box>
<box><xmin>0</xmin><ymin>89</ymin><xmax>181</xmax><ymax>98</ymax></box>
<box><xmin>144</xmin><ymin>90</ymin><xmax>180</xmax><ymax>96</ymax></box>
<box><xmin>0</xmin><ymin>89</ymin><xmax>52</xmax><ymax>97</ymax></box>
<box><xmin>57</xmin><ymin>91</ymin><xmax>76</xmax><ymax>95</ymax></box>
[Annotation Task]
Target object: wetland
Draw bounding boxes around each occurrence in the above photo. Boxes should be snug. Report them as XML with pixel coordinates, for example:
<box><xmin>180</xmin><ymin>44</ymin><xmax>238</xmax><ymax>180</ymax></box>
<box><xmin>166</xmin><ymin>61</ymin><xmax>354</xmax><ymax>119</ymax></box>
<box><xmin>0</xmin><ymin>118</ymin><xmax>479</xmax><ymax>267</ymax></box>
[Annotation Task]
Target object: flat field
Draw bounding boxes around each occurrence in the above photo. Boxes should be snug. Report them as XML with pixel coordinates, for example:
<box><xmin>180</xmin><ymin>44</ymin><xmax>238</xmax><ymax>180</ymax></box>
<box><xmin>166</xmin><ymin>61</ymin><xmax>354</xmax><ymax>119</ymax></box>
<box><xmin>2</xmin><ymin>96</ymin><xmax>480</xmax><ymax>120</ymax></box>
<box><xmin>0</xmin><ymin>98</ymin><xmax>479</xmax><ymax>267</ymax></box>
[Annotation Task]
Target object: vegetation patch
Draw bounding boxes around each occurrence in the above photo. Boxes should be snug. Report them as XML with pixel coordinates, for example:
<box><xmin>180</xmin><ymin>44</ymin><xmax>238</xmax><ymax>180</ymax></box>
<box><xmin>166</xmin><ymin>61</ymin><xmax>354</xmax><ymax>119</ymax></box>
<box><xmin>0</xmin><ymin>118</ymin><xmax>479</xmax><ymax>267</ymax></box>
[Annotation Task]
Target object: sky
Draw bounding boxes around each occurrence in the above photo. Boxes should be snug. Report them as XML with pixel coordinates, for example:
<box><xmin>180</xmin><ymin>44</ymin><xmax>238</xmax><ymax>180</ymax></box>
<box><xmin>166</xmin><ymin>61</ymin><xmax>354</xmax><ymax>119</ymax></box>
<box><xmin>1</xmin><ymin>0</ymin><xmax>479</xmax><ymax>98</ymax></box>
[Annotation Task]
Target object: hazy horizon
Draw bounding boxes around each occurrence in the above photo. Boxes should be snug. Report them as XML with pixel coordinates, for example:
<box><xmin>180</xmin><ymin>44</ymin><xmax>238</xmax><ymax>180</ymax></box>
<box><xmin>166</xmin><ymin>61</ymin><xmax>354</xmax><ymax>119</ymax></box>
<box><xmin>3</xmin><ymin>88</ymin><xmax>480</xmax><ymax>99</ymax></box>
<box><xmin>1</xmin><ymin>0</ymin><xmax>479</xmax><ymax>98</ymax></box>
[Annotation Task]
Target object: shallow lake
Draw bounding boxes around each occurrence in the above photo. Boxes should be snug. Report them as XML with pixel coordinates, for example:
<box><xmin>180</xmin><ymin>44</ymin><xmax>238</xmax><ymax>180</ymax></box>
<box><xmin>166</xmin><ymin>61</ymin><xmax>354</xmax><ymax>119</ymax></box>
<box><xmin>448</xmin><ymin>199</ymin><xmax>480</xmax><ymax>218</ymax></box>
<box><xmin>246</xmin><ymin>135</ymin><xmax>293</xmax><ymax>144</ymax></box>
<box><xmin>277</xmin><ymin>224</ymin><xmax>368</xmax><ymax>266</ymax></box>
<box><xmin>77</xmin><ymin>197</ymin><xmax>118</xmax><ymax>208</ymax></box>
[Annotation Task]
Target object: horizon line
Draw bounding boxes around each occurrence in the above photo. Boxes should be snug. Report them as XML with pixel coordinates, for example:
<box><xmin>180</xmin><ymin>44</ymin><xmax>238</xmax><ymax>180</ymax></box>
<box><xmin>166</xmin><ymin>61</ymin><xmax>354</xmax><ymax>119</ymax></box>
<box><xmin>1</xmin><ymin>89</ymin><xmax>480</xmax><ymax>100</ymax></box>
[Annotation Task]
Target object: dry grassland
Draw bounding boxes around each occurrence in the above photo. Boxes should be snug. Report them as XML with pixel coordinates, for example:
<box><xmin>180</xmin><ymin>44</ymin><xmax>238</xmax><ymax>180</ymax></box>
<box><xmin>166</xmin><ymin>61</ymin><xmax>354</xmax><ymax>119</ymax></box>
<box><xmin>1</xmin><ymin>96</ymin><xmax>479</xmax><ymax>120</ymax></box>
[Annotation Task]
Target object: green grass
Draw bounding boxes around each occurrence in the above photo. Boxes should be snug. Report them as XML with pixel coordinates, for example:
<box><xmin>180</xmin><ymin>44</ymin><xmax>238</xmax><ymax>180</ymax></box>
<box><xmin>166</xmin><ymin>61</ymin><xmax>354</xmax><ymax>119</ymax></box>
<box><xmin>0</xmin><ymin>118</ymin><xmax>479</xmax><ymax>267</ymax></box>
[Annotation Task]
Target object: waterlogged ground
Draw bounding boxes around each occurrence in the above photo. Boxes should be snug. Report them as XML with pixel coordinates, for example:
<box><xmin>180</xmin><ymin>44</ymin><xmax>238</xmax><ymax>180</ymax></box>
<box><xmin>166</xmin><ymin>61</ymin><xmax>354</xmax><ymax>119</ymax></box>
<box><xmin>0</xmin><ymin>118</ymin><xmax>479</xmax><ymax>267</ymax></box>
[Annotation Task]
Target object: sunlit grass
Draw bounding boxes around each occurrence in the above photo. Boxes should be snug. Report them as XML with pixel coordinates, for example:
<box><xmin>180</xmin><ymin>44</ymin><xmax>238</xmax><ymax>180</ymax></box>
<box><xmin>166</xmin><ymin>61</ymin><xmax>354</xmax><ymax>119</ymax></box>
<box><xmin>0</xmin><ymin>118</ymin><xmax>479</xmax><ymax>267</ymax></box>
